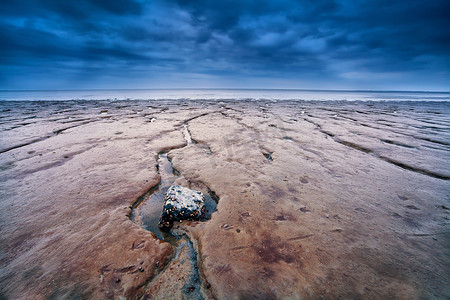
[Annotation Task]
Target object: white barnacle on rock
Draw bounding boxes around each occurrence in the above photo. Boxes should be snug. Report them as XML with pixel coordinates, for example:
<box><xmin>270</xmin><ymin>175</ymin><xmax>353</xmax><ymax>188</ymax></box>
<box><xmin>165</xmin><ymin>185</ymin><xmax>205</xmax><ymax>210</ymax></box>
<box><xmin>158</xmin><ymin>185</ymin><xmax>206</xmax><ymax>229</ymax></box>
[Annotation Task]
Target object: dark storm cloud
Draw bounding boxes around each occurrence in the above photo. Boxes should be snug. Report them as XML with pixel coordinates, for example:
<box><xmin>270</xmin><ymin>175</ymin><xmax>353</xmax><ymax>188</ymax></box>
<box><xmin>0</xmin><ymin>0</ymin><xmax>143</xmax><ymax>18</ymax></box>
<box><xmin>0</xmin><ymin>0</ymin><xmax>449</xmax><ymax>90</ymax></box>
<box><xmin>170</xmin><ymin>0</ymin><xmax>450</xmax><ymax>70</ymax></box>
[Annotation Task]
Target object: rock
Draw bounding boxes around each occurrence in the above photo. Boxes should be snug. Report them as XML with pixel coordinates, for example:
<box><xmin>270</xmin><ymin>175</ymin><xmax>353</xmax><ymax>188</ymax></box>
<box><xmin>158</xmin><ymin>185</ymin><xmax>206</xmax><ymax>229</ymax></box>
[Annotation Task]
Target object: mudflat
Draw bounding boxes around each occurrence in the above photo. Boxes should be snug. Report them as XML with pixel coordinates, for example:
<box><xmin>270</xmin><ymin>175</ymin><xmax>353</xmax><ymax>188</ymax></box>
<box><xmin>0</xmin><ymin>100</ymin><xmax>449</xmax><ymax>299</ymax></box>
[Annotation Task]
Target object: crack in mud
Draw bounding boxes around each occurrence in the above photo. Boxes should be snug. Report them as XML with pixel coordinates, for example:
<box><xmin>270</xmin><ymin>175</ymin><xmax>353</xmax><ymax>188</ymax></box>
<box><xmin>263</xmin><ymin>151</ymin><xmax>273</xmax><ymax>161</ymax></box>
<box><xmin>0</xmin><ymin>135</ymin><xmax>53</xmax><ymax>154</ymax></box>
<box><xmin>377</xmin><ymin>155</ymin><xmax>450</xmax><ymax>180</ymax></box>
<box><xmin>304</xmin><ymin>117</ymin><xmax>449</xmax><ymax>180</ymax></box>
<box><xmin>220</xmin><ymin>111</ymin><xmax>283</xmax><ymax>163</ymax></box>
<box><xmin>379</xmin><ymin>139</ymin><xmax>417</xmax><ymax>149</ymax></box>
<box><xmin>220</xmin><ymin>111</ymin><xmax>255</xmax><ymax>132</ymax></box>
<box><xmin>0</xmin><ymin>118</ymin><xmax>101</xmax><ymax>154</ymax></box>
<box><xmin>53</xmin><ymin>119</ymin><xmax>100</xmax><ymax>135</ymax></box>
<box><xmin>306</xmin><ymin>113</ymin><xmax>450</xmax><ymax>149</ymax></box>
<box><xmin>3</xmin><ymin>145</ymin><xmax>98</xmax><ymax>180</ymax></box>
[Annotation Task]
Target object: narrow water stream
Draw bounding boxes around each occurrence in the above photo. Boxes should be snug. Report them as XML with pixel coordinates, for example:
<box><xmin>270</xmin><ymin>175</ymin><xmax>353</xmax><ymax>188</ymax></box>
<box><xmin>137</xmin><ymin>151</ymin><xmax>180</xmax><ymax>241</ymax></box>
<box><xmin>129</xmin><ymin>124</ymin><xmax>218</xmax><ymax>298</ymax></box>
<box><xmin>131</xmin><ymin>124</ymin><xmax>217</xmax><ymax>243</ymax></box>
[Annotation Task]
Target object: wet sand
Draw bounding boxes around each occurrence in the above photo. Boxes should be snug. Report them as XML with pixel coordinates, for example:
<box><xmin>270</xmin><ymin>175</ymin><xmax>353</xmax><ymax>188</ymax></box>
<box><xmin>0</xmin><ymin>100</ymin><xmax>449</xmax><ymax>299</ymax></box>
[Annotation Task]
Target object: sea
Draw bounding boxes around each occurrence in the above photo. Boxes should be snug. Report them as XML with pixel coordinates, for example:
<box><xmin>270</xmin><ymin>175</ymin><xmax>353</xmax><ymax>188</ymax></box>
<box><xmin>0</xmin><ymin>89</ymin><xmax>449</xmax><ymax>102</ymax></box>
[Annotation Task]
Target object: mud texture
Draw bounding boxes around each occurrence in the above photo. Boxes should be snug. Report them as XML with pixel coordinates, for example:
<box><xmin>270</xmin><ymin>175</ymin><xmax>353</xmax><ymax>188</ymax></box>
<box><xmin>0</xmin><ymin>99</ymin><xmax>449</xmax><ymax>299</ymax></box>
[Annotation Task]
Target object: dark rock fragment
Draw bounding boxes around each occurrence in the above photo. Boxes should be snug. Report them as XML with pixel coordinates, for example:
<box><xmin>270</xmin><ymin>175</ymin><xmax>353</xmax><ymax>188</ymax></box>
<box><xmin>158</xmin><ymin>185</ymin><xmax>206</xmax><ymax>229</ymax></box>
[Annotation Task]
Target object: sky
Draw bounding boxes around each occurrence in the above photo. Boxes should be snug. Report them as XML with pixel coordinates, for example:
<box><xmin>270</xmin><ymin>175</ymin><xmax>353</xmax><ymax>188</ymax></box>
<box><xmin>1</xmin><ymin>0</ymin><xmax>449</xmax><ymax>91</ymax></box>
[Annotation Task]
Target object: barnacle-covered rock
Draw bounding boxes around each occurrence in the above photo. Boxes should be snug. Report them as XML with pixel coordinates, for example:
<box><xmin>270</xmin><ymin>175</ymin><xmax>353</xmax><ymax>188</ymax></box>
<box><xmin>158</xmin><ymin>185</ymin><xmax>206</xmax><ymax>229</ymax></box>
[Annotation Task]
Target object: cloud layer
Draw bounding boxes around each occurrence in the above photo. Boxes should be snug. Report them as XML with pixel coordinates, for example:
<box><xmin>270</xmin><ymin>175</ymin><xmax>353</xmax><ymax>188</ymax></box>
<box><xmin>1</xmin><ymin>0</ymin><xmax>449</xmax><ymax>90</ymax></box>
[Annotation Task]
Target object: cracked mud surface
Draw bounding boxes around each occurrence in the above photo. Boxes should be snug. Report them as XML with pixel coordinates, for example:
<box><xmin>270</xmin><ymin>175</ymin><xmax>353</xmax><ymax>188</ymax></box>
<box><xmin>0</xmin><ymin>100</ymin><xmax>449</xmax><ymax>299</ymax></box>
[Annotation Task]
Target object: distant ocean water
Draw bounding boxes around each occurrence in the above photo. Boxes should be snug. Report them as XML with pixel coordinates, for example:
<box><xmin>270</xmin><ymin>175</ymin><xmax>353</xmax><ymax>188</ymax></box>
<box><xmin>0</xmin><ymin>89</ymin><xmax>449</xmax><ymax>102</ymax></box>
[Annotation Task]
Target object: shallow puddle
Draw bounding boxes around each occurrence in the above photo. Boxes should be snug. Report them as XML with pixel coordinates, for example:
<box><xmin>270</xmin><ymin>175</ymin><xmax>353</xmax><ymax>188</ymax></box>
<box><xmin>131</xmin><ymin>125</ymin><xmax>218</xmax><ymax>244</ymax></box>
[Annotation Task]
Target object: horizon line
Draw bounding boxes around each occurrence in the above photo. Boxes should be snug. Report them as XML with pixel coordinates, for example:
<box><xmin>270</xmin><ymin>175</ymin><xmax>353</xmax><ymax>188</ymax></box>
<box><xmin>0</xmin><ymin>88</ymin><xmax>449</xmax><ymax>93</ymax></box>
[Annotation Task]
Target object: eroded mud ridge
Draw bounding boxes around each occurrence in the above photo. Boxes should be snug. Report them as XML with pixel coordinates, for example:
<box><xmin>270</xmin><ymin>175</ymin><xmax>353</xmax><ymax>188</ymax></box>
<box><xmin>0</xmin><ymin>99</ymin><xmax>449</xmax><ymax>299</ymax></box>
